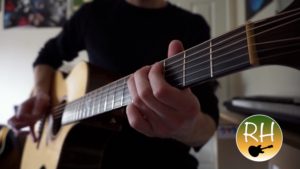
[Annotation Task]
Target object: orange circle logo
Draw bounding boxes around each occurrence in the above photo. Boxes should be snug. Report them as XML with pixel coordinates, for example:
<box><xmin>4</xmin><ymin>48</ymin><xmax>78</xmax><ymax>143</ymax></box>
<box><xmin>236</xmin><ymin>114</ymin><xmax>283</xmax><ymax>162</ymax></box>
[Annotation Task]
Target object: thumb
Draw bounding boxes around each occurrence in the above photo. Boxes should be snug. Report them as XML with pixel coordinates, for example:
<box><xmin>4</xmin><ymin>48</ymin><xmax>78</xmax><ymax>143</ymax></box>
<box><xmin>168</xmin><ymin>40</ymin><xmax>185</xmax><ymax>58</ymax></box>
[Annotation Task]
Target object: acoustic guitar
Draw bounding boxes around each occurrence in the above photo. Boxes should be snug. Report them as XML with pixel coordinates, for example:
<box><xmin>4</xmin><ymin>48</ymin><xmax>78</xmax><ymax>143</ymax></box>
<box><xmin>21</xmin><ymin>1</ymin><xmax>300</xmax><ymax>169</ymax></box>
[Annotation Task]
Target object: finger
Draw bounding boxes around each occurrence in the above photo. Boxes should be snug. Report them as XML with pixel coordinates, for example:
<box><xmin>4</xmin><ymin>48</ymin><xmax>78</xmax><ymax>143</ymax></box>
<box><xmin>127</xmin><ymin>72</ymin><xmax>162</xmax><ymax>124</ymax></box>
<box><xmin>126</xmin><ymin>104</ymin><xmax>153</xmax><ymax>137</ymax></box>
<box><xmin>30</xmin><ymin>125</ymin><xmax>38</xmax><ymax>142</ymax></box>
<box><xmin>149</xmin><ymin>62</ymin><xmax>199</xmax><ymax>111</ymax></box>
<box><xmin>8</xmin><ymin>114</ymin><xmax>35</xmax><ymax>130</ymax></box>
<box><xmin>16</xmin><ymin>97</ymin><xmax>35</xmax><ymax>119</ymax></box>
<box><xmin>133</xmin><ymin>66</ymin><xmax>174</xmax><ymax>119</ymax></box>
<box><xmin>168</xmin><ymin>40</ymin><xmax>184</xmax><ymax>58</ymax></box>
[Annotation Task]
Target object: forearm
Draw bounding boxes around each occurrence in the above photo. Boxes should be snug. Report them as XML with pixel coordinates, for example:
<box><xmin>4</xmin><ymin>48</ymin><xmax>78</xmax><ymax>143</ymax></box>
<box><xmin>32</xmin><ymin>64</ymin><xmax>55</xmax><ymax>96</ymax></box>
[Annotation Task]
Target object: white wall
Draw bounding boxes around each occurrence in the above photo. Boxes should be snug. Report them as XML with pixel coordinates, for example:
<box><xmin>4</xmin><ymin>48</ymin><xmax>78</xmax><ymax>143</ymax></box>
<box><xmin>0</xmin><ymin>10</ymin><xmax>61</xmax><ymax>124</ymax></box>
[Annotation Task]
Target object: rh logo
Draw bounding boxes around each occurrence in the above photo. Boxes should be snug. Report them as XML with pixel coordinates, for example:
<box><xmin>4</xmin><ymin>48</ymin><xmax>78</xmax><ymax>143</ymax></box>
<box><xmin>236</xmin><ymin>114</ymin><xmax>283</xmax><ymax>162</ymax></box>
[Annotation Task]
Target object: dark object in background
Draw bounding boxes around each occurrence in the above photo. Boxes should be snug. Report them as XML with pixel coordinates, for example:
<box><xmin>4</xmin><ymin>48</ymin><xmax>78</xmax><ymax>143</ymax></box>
<box><xmin>0</xmin><ymin>125</ymin><xmax>25</xmax><ymax>169</ymax></box>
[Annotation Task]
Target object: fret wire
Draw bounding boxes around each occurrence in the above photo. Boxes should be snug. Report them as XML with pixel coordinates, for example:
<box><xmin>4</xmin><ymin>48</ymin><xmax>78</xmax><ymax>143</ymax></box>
<box><xmin>183</xmin><ymin>50</ymin><xmax>186</xmax><ymax>86</ymax></box>
<box><xmin>92</xmin><ymin>90</ymin><xmax>96</xmax><ymax>115</ymax></box>
<box><xmin>104</xmin><ymin>86</ymin><xmax>108</xmax><ymax>111</ymax></box>
<box><xmin>121</xmin><ymin>78</ymin><xmax>125</xmax><ymax>106</ymax></box>
<box><xmin>97</xmin><ymin>87</ymin><xmax>102</xmax><ymax>114</ymax></box>
<box><xmin>85</xmin><ymin>94</ymin><xmax>89</xmax><ymax>117</ymax></box>
<box><xmin>112</xmin><ymin>83</ymin><xmax>115</xmax><ymax>109</ymax></box>
<box><xmin>210</xmin><ymin>40</ymin><xmax>213</xmax><ymax>78</ymax></box>
<box><xmin>80</xmin><ymin>97</ymin><xmax>84</xmax><ymax>120</ymax></box>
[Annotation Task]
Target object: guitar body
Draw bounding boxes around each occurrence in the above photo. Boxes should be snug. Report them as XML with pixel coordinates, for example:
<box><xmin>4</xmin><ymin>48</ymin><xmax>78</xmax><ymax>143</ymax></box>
<box><xmin>21</xmin><ymin>62</ymin><xmax>124</xmax><ymax>169</ymax></box>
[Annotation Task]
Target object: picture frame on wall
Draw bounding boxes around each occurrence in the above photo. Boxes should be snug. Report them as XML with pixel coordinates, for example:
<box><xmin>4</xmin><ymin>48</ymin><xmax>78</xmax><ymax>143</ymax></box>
<box><xmin>246</xmin><ymin>0</ymin><xmax>273</xmax><ymax>20</ymax></box>
<box><xmin>4</xmin><ymin>0</ymin><xmax>68</xmax><ymax>29</ymax></box>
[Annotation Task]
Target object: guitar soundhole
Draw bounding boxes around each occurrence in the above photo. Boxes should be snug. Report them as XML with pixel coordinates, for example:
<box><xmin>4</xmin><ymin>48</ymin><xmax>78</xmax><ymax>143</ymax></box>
<box><xmin>40</xmin><ymin>165</ymin><xmax>46</xmax><ymax>169</ymax></box>
<box><xmin>51</xmin><ymin>101</ymin><xmax>65</xmax><ymax>136</ymax></box>
<box><xmin>52</xmin><ymin>115</ymin><xmax>62</xmax><ymax>136</ymax></box>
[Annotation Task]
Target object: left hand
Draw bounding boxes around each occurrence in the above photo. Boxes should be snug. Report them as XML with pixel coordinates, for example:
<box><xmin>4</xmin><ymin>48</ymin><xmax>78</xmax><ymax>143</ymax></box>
<box><xmin>126</xmin><ymin>40</ymin><xmax>205</xmax><ymax>144</ymax></box>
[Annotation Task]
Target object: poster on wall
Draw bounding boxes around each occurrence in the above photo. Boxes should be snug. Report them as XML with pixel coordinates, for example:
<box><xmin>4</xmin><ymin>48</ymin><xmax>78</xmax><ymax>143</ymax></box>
<box><xmin>246</xmin><ymin>0</ymin><xmax>273</xmax><ymax>20</ymax></box>
<box><xmin>4</xmin><ymin>0</ymin><xmax>67</xmax><ymax>29</ymax></box>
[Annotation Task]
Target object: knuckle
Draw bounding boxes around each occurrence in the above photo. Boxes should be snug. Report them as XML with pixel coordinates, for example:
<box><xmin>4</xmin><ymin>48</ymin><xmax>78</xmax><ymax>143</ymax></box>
<box><xmin>127</xmin><ymin>76</ymin><xmax>134</xmax><ymax>87</ymax></box>
<box><xmin>153</xmin><ymin>86</ymin><xmax>167</xmax><ymax>99</ymax></box>
<box><xmin>128</xmin><ymin>115</ymin><xmax>139</xmax><ymax>129</ymax></box>
<box><xmin>132</xmin><ymin>96</ymin><xmax>143</xmax><ymax>107</ymax></box>
<box><xmin>139</xmin><ymin>87</ymin><xmax>152</xmax><ymax>100</ymax></box>
<box><xmin>134</xmin><ymin>69</ymin><xmax>143</xmax><ymax>79</ymax></box>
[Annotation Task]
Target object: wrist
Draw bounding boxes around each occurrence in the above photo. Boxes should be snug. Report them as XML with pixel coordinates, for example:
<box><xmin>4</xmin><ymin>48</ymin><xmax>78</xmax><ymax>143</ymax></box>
<box><xmin>176</xmin><ymin>113</ymin><xmax>216</xmax><ymax>147</ymax></box>
<box><xmin>32</xmin><ymin>87</ymin><xmax>49</xmax><ymax>96</ymax></box>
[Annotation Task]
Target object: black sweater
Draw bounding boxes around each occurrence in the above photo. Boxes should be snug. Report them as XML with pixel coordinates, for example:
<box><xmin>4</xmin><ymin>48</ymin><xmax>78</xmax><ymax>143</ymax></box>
<box><xmin>34</xmin><ymin>0</ymin><xmax>219</xmax><ymax>168</ymax></box>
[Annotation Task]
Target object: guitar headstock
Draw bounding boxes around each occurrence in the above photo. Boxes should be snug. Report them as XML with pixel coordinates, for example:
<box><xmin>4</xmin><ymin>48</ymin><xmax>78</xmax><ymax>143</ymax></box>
<box><xmin>253</xmin><ymin>0</ymin><xmax>300</xmax><ymax>70</ymax></box>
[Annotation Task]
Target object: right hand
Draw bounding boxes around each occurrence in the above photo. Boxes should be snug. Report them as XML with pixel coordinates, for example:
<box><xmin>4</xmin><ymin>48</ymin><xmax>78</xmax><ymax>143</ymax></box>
<box><xmin>8</xmin><ymin>91</ymin><xmax>50</xmax><ymax>141</ymax></box>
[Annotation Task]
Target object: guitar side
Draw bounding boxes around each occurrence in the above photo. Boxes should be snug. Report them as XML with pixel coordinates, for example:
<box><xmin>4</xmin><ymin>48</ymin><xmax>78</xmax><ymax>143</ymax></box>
<box><xmin>21</xmin><ymin>62</ymin><xmax>88</xmax><ymax>169</ymax></box>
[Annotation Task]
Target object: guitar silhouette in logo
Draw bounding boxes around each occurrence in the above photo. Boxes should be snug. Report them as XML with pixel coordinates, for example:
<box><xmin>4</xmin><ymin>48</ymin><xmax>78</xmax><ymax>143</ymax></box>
<box><xmin>248</xmin><ymin>145</ymin><xmax>274</xmax><ymax>157</ymax></box>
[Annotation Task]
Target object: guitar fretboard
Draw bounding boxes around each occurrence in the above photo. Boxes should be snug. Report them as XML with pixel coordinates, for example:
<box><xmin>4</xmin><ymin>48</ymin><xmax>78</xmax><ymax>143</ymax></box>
<box><xmin>62</xmin><ymin>76</ymin><xmax>131</xmax><ymax>124</ymax></box>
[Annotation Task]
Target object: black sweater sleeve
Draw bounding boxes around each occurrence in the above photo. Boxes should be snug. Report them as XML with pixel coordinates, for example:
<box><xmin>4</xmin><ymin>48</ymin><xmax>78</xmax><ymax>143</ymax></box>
<box><xmin>33</xmin><ymin>3</ymin><xmax>92</xmax><ymax>69</ymax></box>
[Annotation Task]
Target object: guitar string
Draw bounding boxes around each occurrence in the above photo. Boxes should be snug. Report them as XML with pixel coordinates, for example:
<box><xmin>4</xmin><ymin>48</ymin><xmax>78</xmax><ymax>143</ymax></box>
<box><xmin>49</xmin><ymin>9</ymin><xmax>300</xmax><ymax>114</ymax></box>
<box><xmin>49</xmin><ymin>9</ymin><xmax>300</xmax><ymax>118</ymax></box>
<box><xmin>51</xmin><ymin>44</ymin><xmax>300</xmax><ymax>119</ymax></box>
